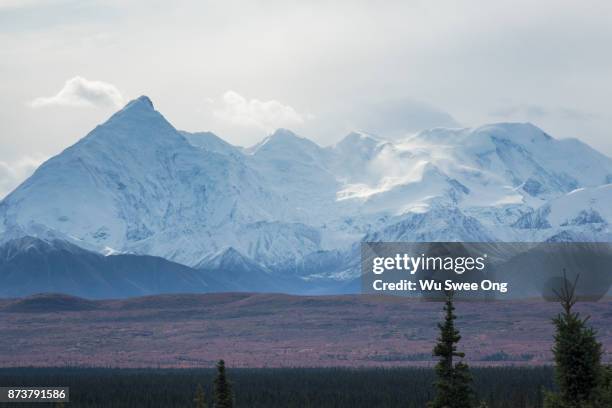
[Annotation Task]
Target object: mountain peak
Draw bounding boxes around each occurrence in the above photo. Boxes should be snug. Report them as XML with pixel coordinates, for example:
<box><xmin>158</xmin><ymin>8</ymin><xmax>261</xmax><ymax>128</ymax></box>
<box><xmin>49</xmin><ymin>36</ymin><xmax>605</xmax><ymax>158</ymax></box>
<box><xmin>336</xmin><ymin>131</ymin><xmax>380</xmax><ymax>148</ymax></box>
<box><xmin>474</xmin><ymin>122</ymin><xmax>552</xmax><ymax>140</ymax></box>
<box><xmin>411</xmin><ymin>122</ymin><xmax>553</xmax><ymax>146</ymax></box>
<box><xmin>196</xmin><ymin>246</ymin><xmax>258</xmax><ymax>270</ymax></box>
<box><xmin>266</xmin><ymin>128</ymin><xmax>322</xmax><ymax>145</ymax></box>
<box><xmin>268</xmin><ymin>128</ymin><xmax>303</xmax><ymax>142</ymax></box>
<box><xmin>126</xmin><ymin>95</ymin><xmax>154</xmax><ymax>110</ymax></box>
<box><xmin>247</xmin><ymin>128</ymin><xmax>322</xmax><ymax>156</ymax></box>
<box><xmin>220</xmin><ymin>246</ymin><xmax>244</xmax><ymax>259</ymax></box>
<box><xmin>107</xmin><ymin>95</ymin><xmax>157</xmax><ymax>122</ymax></box>
<box><xmin>85</xmin><ymin>94</ymin><xmax>179</xmax><ymax>144</ymax></box>
<box><xmin>0</xmin><ymin>236</ymin><xmax>90</xmax><ymax>262</ymax></box>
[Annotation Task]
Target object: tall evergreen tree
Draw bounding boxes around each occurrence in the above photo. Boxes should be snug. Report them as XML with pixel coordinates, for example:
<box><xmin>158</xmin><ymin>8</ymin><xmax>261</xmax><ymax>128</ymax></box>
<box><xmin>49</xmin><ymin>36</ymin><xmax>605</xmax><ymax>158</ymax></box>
<box><xmin>213</xmin><ymin>359</ymin><xmax>233</xmax><ymax>408</ymax></box>
<box><xmin>194</xmin><ymin>383</ymin><xmax>208</xmax><ymax>408</ymax></box>
<box><xmin>544</xmin><ymin>272</ymin><xmax>603</xmax><ymax>407</ymax></box>
<box><xmin>429</xmin><ymin>291</ymin><xmax>475</xmax><ymax>408</ymax></box>
<box><xmin>587</xmin><ymin>366</ymin><xmax>612</xmax><ymax>407</ymax></box>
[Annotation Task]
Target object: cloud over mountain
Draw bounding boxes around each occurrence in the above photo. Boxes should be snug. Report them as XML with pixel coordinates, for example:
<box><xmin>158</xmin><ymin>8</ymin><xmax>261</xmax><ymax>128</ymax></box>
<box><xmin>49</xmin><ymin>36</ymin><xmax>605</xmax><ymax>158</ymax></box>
<box><xmin>0</xmin><ymin>155</ymin><xmax>44</xmax><ymax>199</ymax></box>
<box><xmin>211</xmin><ymin>90</ymin><xmax>309</xmax><ymax>132</ymax></box>
<box><xmin>30</xmin><ymin>76</ymin><xmax>124</xmax><ymax>108</ymax></box>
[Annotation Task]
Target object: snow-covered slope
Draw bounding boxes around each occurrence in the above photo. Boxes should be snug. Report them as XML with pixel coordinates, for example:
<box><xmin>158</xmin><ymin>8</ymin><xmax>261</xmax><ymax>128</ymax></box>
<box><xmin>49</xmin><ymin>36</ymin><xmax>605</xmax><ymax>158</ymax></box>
<box><xmin>2</xmin><ymin>97</ymin><xmax>612</xmax><ymax>292</ymax></box>
<box><xmin>245</xmin><ymin>129</ymin><xmax>342</xmax><ymax>225</ymax></box>
<box><xmin>181</xmin><ymin>130</ymin><xmax>242</xmax><ymax>157</ymax></box>
<box><xmin>513</xmin><ymin>184</ymin><xmax>612</xmax><ymax>241</ymax></box>
<box><xmin>196</xmin><ymin>246</ymin><xmax>297</xmax><ymax>292</ymax></box>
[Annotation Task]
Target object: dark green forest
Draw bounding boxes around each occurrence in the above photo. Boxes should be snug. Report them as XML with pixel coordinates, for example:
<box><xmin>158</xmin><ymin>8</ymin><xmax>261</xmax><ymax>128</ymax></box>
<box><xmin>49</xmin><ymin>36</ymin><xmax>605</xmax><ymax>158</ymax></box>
<box><xmin>0</xmin><ymin>366</ymin><xmax>554</xmax><ymax>407</ymax></box>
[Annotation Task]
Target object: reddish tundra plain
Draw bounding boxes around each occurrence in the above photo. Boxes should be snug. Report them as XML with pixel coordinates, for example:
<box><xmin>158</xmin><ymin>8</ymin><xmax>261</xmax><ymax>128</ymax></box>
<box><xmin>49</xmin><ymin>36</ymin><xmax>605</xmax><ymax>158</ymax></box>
<box><xmin>0</xmin><ymin>293</ymin><xmax>611</xmax><ymax>368</ymax></box>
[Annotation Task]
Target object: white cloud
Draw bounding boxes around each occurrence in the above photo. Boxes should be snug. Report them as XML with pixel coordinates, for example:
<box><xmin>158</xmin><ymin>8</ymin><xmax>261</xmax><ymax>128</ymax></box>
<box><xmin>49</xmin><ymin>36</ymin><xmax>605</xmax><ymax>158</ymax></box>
<box><xmin>4</xmin><ymin>1</ymin><xmax>612</xmax><ymax>155</ymax></box>
<box><xmin>212</xmin><ymin>90</ymin><xmax>309</xmax><ymax>132</ymax></box>
<box><xmin>30</xmin><ymin>76</ymin><xmax>124</xmax><ymax>108</ymax></box>
<box><xmin>0</xmin><ymin>155</ymin><xmax>45</xmax><ymax>199</ymax></box>
<box><xmin>198</xmin><ymin>92</ymin><xmax>455</xmax><ymax>147</ymax></box>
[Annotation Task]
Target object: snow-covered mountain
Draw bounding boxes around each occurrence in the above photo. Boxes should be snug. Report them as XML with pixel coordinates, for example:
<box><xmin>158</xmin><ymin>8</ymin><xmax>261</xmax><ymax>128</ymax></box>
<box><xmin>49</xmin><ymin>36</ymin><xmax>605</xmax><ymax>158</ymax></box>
<box><xmin>0</xmin><ymin>236</ymin><xmax>215</xmax><ymax>298</ymax></box>
<box><xmin>1</xmin><ymin>96</ymin><xmax>612</xmax><ymax>294</ymax></box>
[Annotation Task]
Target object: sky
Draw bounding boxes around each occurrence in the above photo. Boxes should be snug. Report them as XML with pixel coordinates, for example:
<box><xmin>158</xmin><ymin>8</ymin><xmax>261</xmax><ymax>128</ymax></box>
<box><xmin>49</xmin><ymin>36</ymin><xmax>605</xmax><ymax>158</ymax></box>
<box><xmin>1</xmin><ymin>0</ymin><xmax>612</xmax><ymax>198</ymax></box>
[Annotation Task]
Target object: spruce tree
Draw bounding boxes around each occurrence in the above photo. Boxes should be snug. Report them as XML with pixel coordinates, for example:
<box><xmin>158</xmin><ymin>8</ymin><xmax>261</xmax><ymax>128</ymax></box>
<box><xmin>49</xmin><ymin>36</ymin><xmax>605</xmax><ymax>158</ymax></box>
<box><xmin>587</xmin><ymin>366</ymin><xmax>612</xmax><ymax>407</ymax></box>
<box><xmin>194</xmin><ymin>383</ymin><xmax>208</xmax><ymax>408</ymax></box>
<box><xmin>544</xmin><ymin>272</ymin><xmax>603</xmax><ymax>407</ymax></box>
<box><xmin>429</xmin><ymin>291</ymin><xmax>475</xmax><ymax>408</ymax></box>
<box><xmin>213</xmin><ymin>359</ymin><xmax>233</xmax><ymax>408</ymax></box>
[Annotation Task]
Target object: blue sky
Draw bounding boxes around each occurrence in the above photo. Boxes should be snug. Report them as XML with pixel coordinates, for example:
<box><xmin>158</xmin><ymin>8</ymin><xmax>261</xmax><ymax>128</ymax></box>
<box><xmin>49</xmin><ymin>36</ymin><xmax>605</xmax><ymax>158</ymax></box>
<box><xmin>1</xmin><ymin>0</ymin><xmax>612</xmax><ymax>197</ymax></box>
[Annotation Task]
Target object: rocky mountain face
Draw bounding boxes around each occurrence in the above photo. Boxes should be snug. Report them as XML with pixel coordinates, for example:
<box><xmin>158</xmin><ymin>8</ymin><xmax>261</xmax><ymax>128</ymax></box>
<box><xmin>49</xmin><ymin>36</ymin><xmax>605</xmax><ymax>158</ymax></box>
<box><xmin>1</xmin><ymin>96</ymin><xmax>612</xmax><ymax>296</ymax></box>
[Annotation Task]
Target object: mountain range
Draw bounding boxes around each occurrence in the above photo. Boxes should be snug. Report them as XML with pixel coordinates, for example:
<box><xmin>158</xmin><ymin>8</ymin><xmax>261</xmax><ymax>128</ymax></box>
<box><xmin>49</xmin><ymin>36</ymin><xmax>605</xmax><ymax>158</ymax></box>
<box><xmin>1</xmin><ymin>96</ymin><xmax>612</xmax><ymax>297</ymax></box>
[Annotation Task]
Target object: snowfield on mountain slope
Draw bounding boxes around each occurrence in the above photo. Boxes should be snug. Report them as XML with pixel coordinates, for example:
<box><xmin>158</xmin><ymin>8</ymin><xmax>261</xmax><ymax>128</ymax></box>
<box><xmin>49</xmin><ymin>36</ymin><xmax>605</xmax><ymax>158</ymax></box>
<box><xmin>1</xmin><ymin>96</ymin><xmax>612</xmax><ymax>280</ymax></box>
